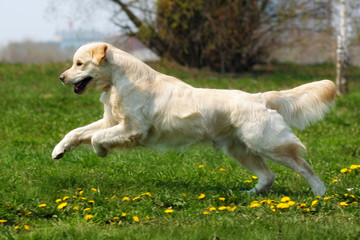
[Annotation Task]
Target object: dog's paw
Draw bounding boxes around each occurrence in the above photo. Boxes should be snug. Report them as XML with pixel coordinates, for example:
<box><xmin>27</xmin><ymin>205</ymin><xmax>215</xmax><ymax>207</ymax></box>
<box><xmin>52</xmin><ymin>144</ymin><xmax>66</xmax><ymax>159</ymax></box>
<box><xmin>92</xmin><ymin>142</ymin><xmax>108</xmax><ymax>157</ymax></box>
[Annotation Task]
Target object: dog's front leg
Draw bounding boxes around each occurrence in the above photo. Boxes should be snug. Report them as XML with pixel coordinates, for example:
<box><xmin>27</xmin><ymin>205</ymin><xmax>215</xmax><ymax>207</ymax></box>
<box><xmin>91</xmin><ymin>124</ymin><xmax>142</xmax><ymax>157</ymax></box>
<box><xmin>52</xmin><ymin>119</ymin><xmax>105</xmax><ymax>159</ymax></box>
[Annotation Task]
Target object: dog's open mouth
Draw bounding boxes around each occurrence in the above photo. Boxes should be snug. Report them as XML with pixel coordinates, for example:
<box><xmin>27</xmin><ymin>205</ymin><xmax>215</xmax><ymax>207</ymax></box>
<box><xmin>74</xmin><ymin>77</ymin><xmax>93</xmax><ymax>94</ymax></box>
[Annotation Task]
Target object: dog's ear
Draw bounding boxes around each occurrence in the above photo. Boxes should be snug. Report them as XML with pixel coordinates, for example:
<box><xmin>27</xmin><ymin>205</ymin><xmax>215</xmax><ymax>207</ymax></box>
<box><xmin>91</xmin><ymin>44</ymin><xmax>108</xmax><ymax>65</ymax></box>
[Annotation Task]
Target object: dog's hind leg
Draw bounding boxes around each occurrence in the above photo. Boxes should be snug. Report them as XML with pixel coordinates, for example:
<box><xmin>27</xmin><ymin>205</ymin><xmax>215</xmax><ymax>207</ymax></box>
<box><xmin>221</xmin><ymin>140</ymin><xmax>275</xmax><ymax>194</ymax></box>
<box><xmin>265</xmin><ymin>143</ymin><xmax>326</xmax><ymax>196</ymax></box>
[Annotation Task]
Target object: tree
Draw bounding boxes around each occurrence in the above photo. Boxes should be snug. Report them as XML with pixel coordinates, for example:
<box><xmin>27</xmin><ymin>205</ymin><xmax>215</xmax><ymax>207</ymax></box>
<box><xmin>109</xmin><ymin>0</ymin><xmax>332</xmax><ymax>72</ymax></box>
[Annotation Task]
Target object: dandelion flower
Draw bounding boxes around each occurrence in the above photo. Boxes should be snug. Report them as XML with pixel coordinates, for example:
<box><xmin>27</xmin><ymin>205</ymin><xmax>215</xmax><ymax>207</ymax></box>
<box><xmin>25</xmin><ymin>212</ymin><xmax>32</xmax><ymax>216</ymax></box>
<box><xmin>55</xmin><ymin>198</ymin><xmax>62</xmax><ymax>203</ymax></box>
<box><xmin>73</xmin><ymin>206</ymin><xmax>79</xmax><ymax>211</ymax></box>
<box><xmin>198</xmin><ymin>194</ymin><xmax>206</xmax><ymax>199</ymax></box>
<box><xmin>113</xmin><ymin>217</ymin><xmax>119</xmax><ymax>220</ymax></box>
<box><xmin>288</xmin><ymin>201</ymin><xmax>296</xmax><ymax>206</ymax></box>
<box><xmin>83</xmin><ymin>208</ymin><xmax>91</xmax><ymax>212</ymax></box>
<box><xmin>122</xmin><ymin>197</ymin><xmax>130</xmax><ymax>201</ymax></box>
<box><xmin>251</xmin><ymin>176</ymin><xmax>258</xmax><ymax>180</ymax></box>
<box><xmin>339</xmin><ymin>202</ymin><xmax>348</xmax><ymax>206</ymax></box>
<box><xmin>111</xmin><ymin>195</ymin><xmax>116</xmax><ymax>200</ymax></box>
<box><xmin>121</xmin><ymin>213</ymin><xmax>127</xmax><ymax>217</ymax></box>
<box><xmin>198</xmin><ymin>165</ymin><xmax>204</xmax><ymax>168</ymax></box>
<box><xmin>79</xmin><ymin>191</ymin><xmax>84</xmax><ymax>195</ymax></box>
<box><xmin>203</xmin><ymin>211</ymin><xmax>210</xmax><ymax>215</ymax></box>
<box><xmin>85</xmin><ymin>215</ymin><xmax>93</xmax><ymax>220</ymax></box>
<box><xmin>311</xmin><ymin>200</ymin><xmax>318</xmax><ymax>207</ymax></box>
<box><xmin>250</xmin><ymin>201</ymin><xmax>261</xmax><ymax>208</ymax></box>
<box><xmin>91</xmin><ymin>188</ymin><xmax>97</xmax><ymax>192</ymax></box>
<box><xmin>332</xmin><ymin>179</ymin><xmax>338</xmax><ymax>183</ymax></box>
<box><xmin>340</xmin><ymin>168</ymin><xmax>348</xmax><ymax>173</ymax></box>
<box><xmin>349</xmin><ymin>194</ymin><xmax>355</xmax><ymax>198</ymax></box>
<box><xmin>57</xmin><ymin>202</ymin><xmax>68</xmax><ymax>210</ymax></box>
<box><xmin>219</xmin><ymin>197</ymin><xmax>226</xmax><ymax>201</ymax></box>
<box><xmin>298</xmin><ymin>203</ymin><xmax>307</xmax><ymax>208</ymax></box>
<box><xmin>0</xmin><ymin>220</ymin><xmax>7</xmax><ymax>223</ymax></box>
<box><xmin>142</xmin><ymin>192</ymin><xmax>152</xmax><ymax>197</ymax></box>
<box><xmin>77</xmin><ymin>188</ymin><xmax>82</xmax><ymax>191</ymax></box>
<box><xmin>281</xmin><ymin>197</ymin><xmax>290</xmax><ymax>202</ymax></box>
<box><xmin>277</xmin><ymin>203</ymin><xmax>290</xmax><ymax>209</ymax></box>
<box><xmin>220</xmin><ymin>168</ymin><xmax>226</xmax><ymax>172</ymax></box>
<box><xmin>88</xmin><ymin>200</ymin><xmax>95</xmax><ymax>204</ymax></box>
<box><xmin>218</xmin><ymin>206</ymin><xmax>227</xmax><ymax>210</ymax></box>
<box><xmin>132</xmin><ymin>196</ymin><xmax>140</xmax><ymax>201</ymax></box>
<box><xmin>243</xmin><ymin>180</ymin><xmax>252</xmax><ymax>183</ymax></box>
<box><xmin>182</xmin><ymin>193</ymin><xmax>188</xmax><ymax>198</ymax></box>
<box><xmin>350</xmin><ymin>164</ymin><xmax>360</xmax><ymax>170</ymax></box>
<box><xmin>24</xmin><ymin>225</ymin><xmax>30</xmax><ymax>230</ymax></box>
<box><xmin>63</xmin><ymin>196</ymin><xmax>69</xmax><ymax>201</ymax></box>
<box><xmin>323</xmin><ymin>197</ymin><xmax>331</xmax><ymax>200</ymax></box>
<box><xmin>209</xmin><ymin>207</ymin><xmax>216</xmax><ymax>211</ymax></box>
<box><xmin>145</xmin><ymin>216</ymin><xmax>150</xmax><ymax>220</ymax></box>
<box><xmin>296</xmin><ymin>174</ymin><xmax>301</xmax><ymax>177</ymax></box>
<box><xmin>230</xmin><ymin>206</ymin><xmax>237</xmax><ymax>211</ymax></box>
<box><xmin>133</xmin><ymin>216</ymin><xmax>140</xmax><ymax>222</ymax></box>
<box><xmin>38</xmin><ymin>204</ymin><xmax>47</xmax><ymax>208</ymax></box>
<box><xmin>80</xmin><ymin>197</ymin><xmax>87</xmax><ymax>200</ymax></box>
<box><xmin>73</xmin><ymin>196</ymin><xmax>77</xmax><ymax>199</ymax></box>
<box><xmin>164</xmin><ymin>209</ymin><xmax>174</xmax><ymax>214</ymax></box>
<box><xmin>14</xmin><ymin>226</ymin><xmax>20</xmax><ymax>229</ymax></box>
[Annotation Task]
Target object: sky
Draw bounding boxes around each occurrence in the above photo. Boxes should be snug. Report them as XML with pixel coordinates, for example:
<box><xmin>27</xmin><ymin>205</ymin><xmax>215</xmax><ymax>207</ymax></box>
<box><xmin>0</xmin><ymin>0</ymin><xmax>118</xmax><ymax>45</ymax></box>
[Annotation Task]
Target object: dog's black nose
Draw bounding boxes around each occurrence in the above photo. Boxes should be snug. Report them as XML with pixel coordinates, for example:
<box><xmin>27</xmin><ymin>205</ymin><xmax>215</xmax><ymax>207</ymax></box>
<box><xmin>59</xmin><ymin>74</ymin><xmax>66</xmax><ymax>82</ymax></box>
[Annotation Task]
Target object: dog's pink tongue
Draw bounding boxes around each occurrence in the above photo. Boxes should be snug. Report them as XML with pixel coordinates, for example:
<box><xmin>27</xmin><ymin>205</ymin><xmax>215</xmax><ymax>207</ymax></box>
<box><xmin>74</xmin><ymin>82</ymin><xmax>81</xmax><ymax>92</ymax></box>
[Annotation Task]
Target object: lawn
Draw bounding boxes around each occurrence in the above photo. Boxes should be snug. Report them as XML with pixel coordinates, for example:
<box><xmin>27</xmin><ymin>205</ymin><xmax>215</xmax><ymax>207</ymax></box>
<box><xmin>0</xmin><ymin>62</ymin><xmax>359</xmax><ymax>239</ymax></box>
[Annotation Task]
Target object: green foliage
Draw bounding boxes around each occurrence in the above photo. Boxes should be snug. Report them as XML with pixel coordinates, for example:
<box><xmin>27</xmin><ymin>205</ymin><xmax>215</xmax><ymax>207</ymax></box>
<box><xmin>0</xmin><ymin>62</ymin><xmax>359</xmax><ymax>239</ymax></box>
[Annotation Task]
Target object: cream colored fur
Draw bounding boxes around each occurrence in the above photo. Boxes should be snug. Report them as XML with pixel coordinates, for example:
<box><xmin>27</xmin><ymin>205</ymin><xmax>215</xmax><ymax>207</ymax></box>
<box><xmin>52</xmin><ymin>42</ymin><xmax>336</xmax><ymax>196</ymax></box>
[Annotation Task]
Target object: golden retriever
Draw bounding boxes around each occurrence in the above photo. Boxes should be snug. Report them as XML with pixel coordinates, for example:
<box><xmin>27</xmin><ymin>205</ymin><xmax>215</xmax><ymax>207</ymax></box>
<box><xmin>52</xmin><ymin>42</ymin><xmax>335</xmax><ymax>196</ymax></box>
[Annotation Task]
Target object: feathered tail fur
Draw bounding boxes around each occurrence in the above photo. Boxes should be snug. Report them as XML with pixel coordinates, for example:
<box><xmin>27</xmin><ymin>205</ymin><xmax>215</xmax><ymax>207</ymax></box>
<box><xmin>262</xmin><ymin>80</ymin><xmax>336</xmax><ymax>130</ymax></box>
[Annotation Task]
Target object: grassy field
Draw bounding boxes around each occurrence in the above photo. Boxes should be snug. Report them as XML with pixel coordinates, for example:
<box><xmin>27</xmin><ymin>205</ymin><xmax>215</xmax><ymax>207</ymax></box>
<box><xmin>0</xmin><ymin>62</ymin><xmax>359</xmax><ymax>239</ymax></box>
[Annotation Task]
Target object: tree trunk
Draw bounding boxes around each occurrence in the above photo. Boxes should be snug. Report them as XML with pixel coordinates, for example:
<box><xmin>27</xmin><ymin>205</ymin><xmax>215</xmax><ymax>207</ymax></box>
<box><xmin>336</xmin><ymin>0</ymin><xmax>348</xmax><ymax>96</ymax></box>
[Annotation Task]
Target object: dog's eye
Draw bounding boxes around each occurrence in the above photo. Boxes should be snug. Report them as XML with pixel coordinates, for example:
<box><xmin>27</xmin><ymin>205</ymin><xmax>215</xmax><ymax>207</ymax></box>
<box><xmin>76</xmin><ymin>61</ymin><xmax>83</xmax><ymax>66</ymax></box>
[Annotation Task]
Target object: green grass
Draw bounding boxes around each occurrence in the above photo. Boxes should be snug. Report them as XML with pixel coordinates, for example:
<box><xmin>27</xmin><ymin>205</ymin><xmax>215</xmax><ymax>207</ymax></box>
<box><xmin>0</xmin><ymin>62</ymin><xmax>359</xmax><ymax>239</ymax></box>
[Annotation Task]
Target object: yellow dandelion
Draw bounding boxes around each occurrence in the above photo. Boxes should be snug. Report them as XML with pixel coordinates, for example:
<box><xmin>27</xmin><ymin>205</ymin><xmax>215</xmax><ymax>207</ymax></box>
<box><xmin>113</xmin><ymin>217</ymin><xmax>119</xmax><ymax>220</ymax></box>
<box><xmin>220</xmin><ymin>168</ymin><xmax>226</xmax><ymax>172</ymax></box>
<box><xmin>251</xmin><ymin>176</ymin><xmax>258</xmax><ymax>180</ymax></box>
<box><xmin>230</xmin><ymin>206</ymin><xmax>237</xmax><ymax>211</ymax></box>
<box><xmin>0</xmin><ymin>220</ymin><xmax>7</xmax><ymax>223</ymax></box>
<box><xmin>250</xmin><ymin>201</ymin><xmax>261</xmax><ymax>208</ymax></box>
<box><xmin>73</xmin><ymin>196</ymin><xmax>77</xmax><ymax>199</ymax></box>
<box><xmin>305</xmin><ymin>208</ymin><xmax>310</xmax><ymax>212</ymax></box>
<box><xmin>203</xmin><ymin>211</ymin><xmax>210</xmax><ymax>215</ymax></box>
<box><xmin>83</xmin><ymin>208</ymin><xmax>91</xmax><ymax>212</ymax></box>
<box><xmin>38</xmin><ymin>204</ymin><xmax>47</xmax><ymax>208</ymax></box>
<box><xmin>281</xmin><ymin>197</ymin><xmax>290</xmax><ymax>202</ymax></box>
<box><xmin>351</xmin><ymin>202</ymin><xmax>358</xmax><ymax>205</ymax></box>
<box><xmin>145</xmin><ymin>216</ymin><xmax>150</xmax><ymax>220</ymax></box>
<box><xmin>85</xmin><ymin>215</ymin><xmax>93</xmax><ymax>220</ymax></box>
<box><xmin>79</xmin><ymin>191</ymin><xmax>84</xmax><ymax>195</ymax></box>
<box><xmin>315</xmin><ymin>196</ymin><xmax>321</xmax><ymax>199</ymax></box>
<box><xmin>132</xmin><ymin>196</ymin><xmax>140</xmax><ymax>201</ymax></box>
<box><xmin>243</xmin><ymin>180</ymin><xmax>252</xmax><ymax>183</ymax></box>
<box><xmin>122</xmin><ymin>197</ymin><xmax>130</xmax><ymax>201</ymax></box>
<box><xmin>24</xmin><ymin>225</ymin><xmax>30</xmax><ymax>230</ymax></box>
<box><xmin>344</xmin><ymin>193</ymin><xmax>349</xmax><ymax>197</ymax></box>
<box><xmin>121</xmin><ymin>213</ymin><xmax>127</xmax><ymax>217</ymax></box>
<box><xmin>218</xmin><ymin>206</ymin><xmax>227</xmax><ymax>210</ymax></box>
<box><xmin>80</xmin><ymin>197</ymin><xmax>87</xmax><ymax>200</ymax></box>
<box><xmin>219</xmin><ymin>197</ymin><xmax>226</xmax><ymax>201</ymax></box>
<box><xmin>323</xmin><ymin>197</ymin><xmax>331</xmax><ymax>200</ymax></box>
<box><xmin>198</xmin><ymin>165</ymin><xmax>204</xmax><ymax>168</ymax></box>
<box><xmin>57</xmin><ymin>202</ymin><xmax>68</xmax><ymax>210</ymax></box>
<box><xmin>340</xmin><ymin>168</ymin><xmax>348</xmax><ymax>173</ymax></box>
<box><xmin>339</xmin><ymin>202</ymin><xmax>348</xmax><ymax>206</ymax></box>
<box><xmin>298</xmin><ymin>203</ymin><xmax>307</xmax><ymax>208</ymax></box>
<box><xmin>271</xmin><ymin>208</ymin><xmax>276</xmax><ymax>212</ymax></box>
<box><xmin>63</xmin><ymin>196</ymin><xmax>69</xmax><ymax>201</ymax></box>
<box><xmin>209</xmin><ymin>207</ymin><xmax>216</xmax><ymax>211</ymax></box>
<box><xmin>350</xmin><ymin>164</ymin><xmax>360</xmax><ymax>170</ymax></box>
<box><xmin>73</xmin><ymin>206</ymin><xmax>79</xmax><ymax>211</ymax></box>
<box><xmin>164</xmin><ymin>209</ymin><xmax>174</xmax><ymax>214</ymax></box>
<box><xmin>288</xmin><ymin>201</ymin><xmax>296</xmax><ymax>206</ymax></box>
<box><xmin>25</xmin><ymin>212</ymin><xmax>32</xmax><ymax>216</ymax></box>
<box><xmin>333</xmin><ymin>193</ymin><xmax>339</xmax><ymax>197</ymax></box>
<box><xmin>182</xmin><ymin>193</ymin><xmax>188</xmax><ymax>198</ymax></box>
<box><xmin>55</xmin><ymin>198</ymin><xmax>62</xmax><ymax>203</ymax></box>
<box><xmin>14</xmin><ymin>226</ymin><xmax>20</xmax><ymax>229</ymax></box>
<box><xmin>142</xmin><ymin>192</ymin><xmax>152</xmax><ymax>197</ymax></box>
<box><xmin>111</xmin><ymin>195</ymin><xmax>116</xmax><ymax>200</ymax></box>
<box><xmin>296</xmin><ymin>174</ymin><xmax>301</xmax><ymax>177</ymax></box>
<box><xmin>277</xmin><ymin>203</ymin><xmax>290</xmax><ymax>209</ymax></box>
<box><xmin>77</xmin><ymin>188</ymin><xmax>82</xmax><ymax>191</ymax></box>
<box><xmin>133</xmin><ymin>216</ymin><xmax>140</xmax><ymax>222</ymax></box>
<box><xmin>91</xmin><ymin>188</ymin><xmax>97</xmax><ymax>192</ymax></box>
<box><xmin>198</xmin><ymin>194</ymin><xmax>206</xmax><ymax>199</ymax></box>
<box><xmin>349</xmin><ymin>194</ymin><xmax>355</xmax><ymax>198</ymax></box>
<box><xmin>311</xmin><ymin>200</ymin><xmax>318</xmax><ymax>207</ymax></box>
<box><xmin>88</xmin><ymin>200</ymin><xmax>95</xmax><ymax>204</ymax></box>
<box><xmin>332</xmin><ymin>179</ymin><xmax>339</xmax><ymax>183</ymax></box>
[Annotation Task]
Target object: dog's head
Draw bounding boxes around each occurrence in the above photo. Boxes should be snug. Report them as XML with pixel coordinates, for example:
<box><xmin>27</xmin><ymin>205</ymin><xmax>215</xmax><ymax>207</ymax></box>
<box><xmin>59</xmin><ymin>43</ymin><xmax>112</xmax><ymax>94</ymax></box>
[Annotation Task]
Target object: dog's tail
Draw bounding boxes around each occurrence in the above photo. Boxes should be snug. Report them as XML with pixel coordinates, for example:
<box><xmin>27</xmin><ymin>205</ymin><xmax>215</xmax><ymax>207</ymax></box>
<box><xmin>262</xmin><ymin>80</ymin><xmax>336</xmax><ymax>130</ymax></box>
